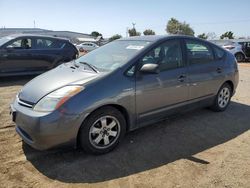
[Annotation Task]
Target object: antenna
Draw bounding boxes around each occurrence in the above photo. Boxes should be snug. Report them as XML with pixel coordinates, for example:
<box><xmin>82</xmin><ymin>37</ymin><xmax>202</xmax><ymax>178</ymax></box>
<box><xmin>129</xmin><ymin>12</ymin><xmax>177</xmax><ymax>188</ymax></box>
<box><xmin>132</xmin><ymin>23</ymin><xmax>136</xmax><ymax>29</ymax></box>
<box><xmin>126</xmin><ymin>27</ymin><xmax>129</xmax><ymax>37</ymax></box>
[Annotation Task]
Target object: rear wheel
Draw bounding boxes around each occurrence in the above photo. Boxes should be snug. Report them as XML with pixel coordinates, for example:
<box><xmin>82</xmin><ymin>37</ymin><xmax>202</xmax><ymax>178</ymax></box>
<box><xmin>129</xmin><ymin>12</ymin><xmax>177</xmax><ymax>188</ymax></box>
<box><xmin>79</xmin><ymin>107</ymin><xmax>126</xmax><ymax>154</ymax></box>
<box><xmin>210</xmin><ymin>83</ymin><xmax>232</xmax><ymax>112</ymax></box>
<box><xmin>235</xmin><ymin>53</ymin><xmax>245</xmax><ymax>62</ymax></box>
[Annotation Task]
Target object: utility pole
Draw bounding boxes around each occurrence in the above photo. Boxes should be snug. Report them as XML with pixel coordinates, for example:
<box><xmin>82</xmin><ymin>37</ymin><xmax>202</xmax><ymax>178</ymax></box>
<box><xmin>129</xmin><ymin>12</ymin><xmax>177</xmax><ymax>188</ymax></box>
<box><xmin>33</xmin><ymin>20</ymin><xmax>36</xmax><ymax>28</ymax></box>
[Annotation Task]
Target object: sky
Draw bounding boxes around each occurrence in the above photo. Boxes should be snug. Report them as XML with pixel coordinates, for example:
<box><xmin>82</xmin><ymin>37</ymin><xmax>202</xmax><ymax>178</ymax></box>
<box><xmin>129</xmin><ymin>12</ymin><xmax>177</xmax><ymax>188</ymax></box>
<box><xmin>0</xmin><ymin>0</ymin><xmax>250</xmax><ymax>38</ymax></box>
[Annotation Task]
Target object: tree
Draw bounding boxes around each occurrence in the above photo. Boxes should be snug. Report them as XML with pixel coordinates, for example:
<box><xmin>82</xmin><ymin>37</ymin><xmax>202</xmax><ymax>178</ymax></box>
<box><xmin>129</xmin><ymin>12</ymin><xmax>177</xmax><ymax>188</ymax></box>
<box><xmin>143</xmin><ymin>29</ymin><xmax>156</xmax><ymax>35</ymax></box>
<box><xmin>197</xmin><ymin>33</ymin><xmax>208</xmax><ymax>39</ymax></box>
<box><xmin>220</xmin><ymin>31</ymin><xmax>234</xmax><ymax>39</ymax></box>
<box><xmin>128</xmin><ymin>28</ymin><xmax>141</xmax><ymax>37</ymax></box>
<box><xmin>109</xmin><ymin>34</ymin><xmax>122</xmax><ymax>42</ymax></box>
<box><xmin>91</xmin><ymin>31</ymin><xmax>102</xmax><ymax>38</ymax></box>
<box><xmin>166</xmin><ymin>18</ymin><xmax>194</xmax><ymax>36</ymax></box>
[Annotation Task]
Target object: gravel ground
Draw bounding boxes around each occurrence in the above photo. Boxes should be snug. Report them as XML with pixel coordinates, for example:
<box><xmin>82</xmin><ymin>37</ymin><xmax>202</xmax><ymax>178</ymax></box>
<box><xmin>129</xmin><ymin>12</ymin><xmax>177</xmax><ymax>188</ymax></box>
<box><xmin>0</xmin><ymin>64</ymin><xmax>249</xmax><ymax>188</ymax></box>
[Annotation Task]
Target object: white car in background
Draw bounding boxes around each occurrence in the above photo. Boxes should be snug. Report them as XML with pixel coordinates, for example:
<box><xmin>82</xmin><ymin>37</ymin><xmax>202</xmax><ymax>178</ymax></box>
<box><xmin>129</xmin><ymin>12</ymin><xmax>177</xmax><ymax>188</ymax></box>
<box><xmin>76</xmin><ymin>42</ymin><xmax>99</xmax><ymax>52</ymax></box>
<box><xmin>212</xmin><ymin>40</ymin><xmax>250</xmax><ymax>62</ymax></box>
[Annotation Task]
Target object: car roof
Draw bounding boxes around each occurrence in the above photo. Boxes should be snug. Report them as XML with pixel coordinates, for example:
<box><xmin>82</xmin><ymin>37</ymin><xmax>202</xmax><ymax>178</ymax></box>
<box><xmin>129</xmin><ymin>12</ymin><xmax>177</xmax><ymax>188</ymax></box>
<box><xmin>118</xmin><ymin>35</ymin><xmax>197</xmax><ymax>42</ymax></box>
<box><xmin>4</xmin><ymin>34</ymin><xmax>69</xmax><ymax>41</ymax></box>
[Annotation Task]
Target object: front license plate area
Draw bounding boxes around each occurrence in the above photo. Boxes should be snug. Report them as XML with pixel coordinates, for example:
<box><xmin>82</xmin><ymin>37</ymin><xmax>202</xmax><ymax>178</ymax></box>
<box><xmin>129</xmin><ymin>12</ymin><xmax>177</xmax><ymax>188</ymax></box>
<box><xmin>10</xmin><ymin>105</ymin><xmax>17</xmax><ymax>122</ymax></box>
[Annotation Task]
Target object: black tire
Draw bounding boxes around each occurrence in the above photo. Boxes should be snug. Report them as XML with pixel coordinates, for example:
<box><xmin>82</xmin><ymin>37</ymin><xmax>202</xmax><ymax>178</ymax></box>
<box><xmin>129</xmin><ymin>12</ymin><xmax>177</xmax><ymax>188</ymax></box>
<box><xmin>79</xmin><ymin>106</ymin><xmax>126</xmax><ymax>154</ymax></box>
<box><xmin>235</xmin><ymin>53</ymin><xmax>245</xmax><ymax>62</ymax></box>
<box><xmin>210</xmin><ymin>83</ymin><xmax>232</xmax><ymax>112</ymax></box>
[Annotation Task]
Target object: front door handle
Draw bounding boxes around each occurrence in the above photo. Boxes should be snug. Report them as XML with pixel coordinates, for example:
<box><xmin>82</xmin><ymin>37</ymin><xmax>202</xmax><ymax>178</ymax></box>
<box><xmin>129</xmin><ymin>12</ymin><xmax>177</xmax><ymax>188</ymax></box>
<box><xmin>178</xmin><ymin>75</ymin><xmax>186</xmax><ymax>82</ymax></box>
<box><xmin>216</xmin><ymin>67</ymin><xmax>222</xmax><ymax>73</ymax></box>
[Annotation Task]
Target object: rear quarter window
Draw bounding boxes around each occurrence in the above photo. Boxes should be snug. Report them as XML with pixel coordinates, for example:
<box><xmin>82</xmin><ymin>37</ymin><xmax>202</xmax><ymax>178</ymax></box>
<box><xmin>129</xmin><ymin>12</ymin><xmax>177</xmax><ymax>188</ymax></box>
<box><xmin>64</xmin><ymin>42</ymin><xmax>77</xmax><ymax>51</ymax></box>
<box><xmin>185</xmin><ymin>39</ymin><xmax>214</xmax><ymax>64</ymax></box>
<box><xmin>51</xmin><ymin>40</ymin><xmax>66</xmax><ymax>49</ymax></box>
<box><xmin>213</xmin><ymin>46</ymin><xmax>226</xmax><ymax>60</ymax></box>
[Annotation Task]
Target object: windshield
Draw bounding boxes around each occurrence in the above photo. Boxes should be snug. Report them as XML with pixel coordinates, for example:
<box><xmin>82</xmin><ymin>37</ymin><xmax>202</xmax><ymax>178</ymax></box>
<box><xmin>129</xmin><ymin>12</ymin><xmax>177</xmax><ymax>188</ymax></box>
<box><xmin>75</xmin><ymin>40</ymin><xmax>151</xmax><ymax>72</ymax></box>
<box><xmin>0</xmin><ymin>36</ymin><xmax>14</xmax><ymax>46</ymax></box>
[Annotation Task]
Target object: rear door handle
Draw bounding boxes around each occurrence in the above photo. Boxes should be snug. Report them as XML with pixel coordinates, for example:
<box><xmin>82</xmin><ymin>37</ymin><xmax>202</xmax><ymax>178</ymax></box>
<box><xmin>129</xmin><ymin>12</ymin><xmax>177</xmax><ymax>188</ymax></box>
<box><xmin>178</xmin><ymin>75</ymin><xmax>186</xmax><ymax>82</ymax></box>
<box><xmin>216</xmin><ymin>67</ymin><xmax>222</xmax><ymax>73</ymax></box>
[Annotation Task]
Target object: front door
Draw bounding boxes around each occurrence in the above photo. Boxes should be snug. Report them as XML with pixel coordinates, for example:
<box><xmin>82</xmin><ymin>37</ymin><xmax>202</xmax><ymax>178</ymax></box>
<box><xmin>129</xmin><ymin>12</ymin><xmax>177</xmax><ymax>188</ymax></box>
<box><xmin>136</xmin><ymin>39</ymin><xmax>188</xmax><ymax>125</ymax></box>
<box><xmin>0</xmin><ymin>37</ymin><xmax>34</xmax><ymax>74</ymax></box>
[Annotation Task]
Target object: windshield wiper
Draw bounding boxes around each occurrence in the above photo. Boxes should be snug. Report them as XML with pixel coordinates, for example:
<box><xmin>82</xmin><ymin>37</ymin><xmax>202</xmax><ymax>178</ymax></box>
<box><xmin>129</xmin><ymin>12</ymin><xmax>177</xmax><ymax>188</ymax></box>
<box><xmin>73</xmin><ymin>60</ymin><xmax>80</xmax><ymax>68</ymax></box>
<box><xmin>79</xmin><ymin>62</ymin><xmax>99</xmax><ymax>73</ymax></box>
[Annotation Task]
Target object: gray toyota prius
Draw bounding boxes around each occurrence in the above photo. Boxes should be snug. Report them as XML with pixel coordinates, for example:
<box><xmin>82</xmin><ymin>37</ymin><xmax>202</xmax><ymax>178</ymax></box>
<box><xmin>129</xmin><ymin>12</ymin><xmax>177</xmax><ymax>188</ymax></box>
<box><xmin>10</xmin><ymin>35</ymin><xmax>239</xmax><ymax>154</ymax></box>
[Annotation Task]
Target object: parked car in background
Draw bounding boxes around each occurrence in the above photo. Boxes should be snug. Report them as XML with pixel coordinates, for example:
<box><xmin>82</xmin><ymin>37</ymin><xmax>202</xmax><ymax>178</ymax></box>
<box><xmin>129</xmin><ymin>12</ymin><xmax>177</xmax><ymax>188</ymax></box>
<box><xmin>237</xmin><ymin>40</ymin><xmax>250</xmax><ymax>61</ymax></box>
<box><xmin>76</xmin><ymin>42</ymin><xmax>99</xmax><ymax>52</ymax></box>
<box><xmin>0</xmin><ymin>34</ymin><xmax>78</xmax><ymax>76</ymax></box>
<box><xmin>11</xmin><ymin>35</ymin><xmax>238</xmax><ymax>154</ymax></box>
<box><xmin>212</xmin><ymin>40</ymin><xmax>250</xmax><ymax>62</ymax></box>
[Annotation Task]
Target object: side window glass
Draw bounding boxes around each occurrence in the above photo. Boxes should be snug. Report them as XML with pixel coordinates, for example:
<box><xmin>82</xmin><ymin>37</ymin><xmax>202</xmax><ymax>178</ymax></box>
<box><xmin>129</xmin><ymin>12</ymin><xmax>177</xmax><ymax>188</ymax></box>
<box><xmin>126</xmin><ymin>66</ymin><xmax>135</xmax><ymax>77</ymax></box>
<box><xmin>141</xmin><ymin>46</ymin><xmax>161</xmax><ymax>64</ymax></box>
<box><xmin>36</xmin><ymin>39</ymin><xmax>53</xmax><ymax>49</ymax></box>
<box><xmin>140</xmin><ymin>40</ymin><xmax>183</xmax><ymax>71</ymax></box>
<box><xmin>6</xmin><ymin>38</ymin><xmax>31</xmax><ymax>49</ymax></box>
<box><xmin>51</xmin><ymin>40</ymin><xmax>66</xmax><ymax>49</ymax></box>
<box><xmin>185</xmin><ymin>40</ymin><xmax>214</xmax><ymax>64</ymax></box>
<box><xmin>213</xmin><ymin>46</ymin><xmax>225</xmax><ymax>60</ymax></box>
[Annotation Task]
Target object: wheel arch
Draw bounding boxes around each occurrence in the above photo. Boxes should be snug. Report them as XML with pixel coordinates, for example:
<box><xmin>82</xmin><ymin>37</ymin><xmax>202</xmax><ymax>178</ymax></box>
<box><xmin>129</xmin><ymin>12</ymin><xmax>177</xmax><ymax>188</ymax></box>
<box><xmin>76</xmin><ymin>104</ymin><xmax>130</xmax><ymax>148</ymax></box>
<box><xmin>224</xmin><ymin>80</ymin><xmax>234</xmax><ymax>93</ymax></box>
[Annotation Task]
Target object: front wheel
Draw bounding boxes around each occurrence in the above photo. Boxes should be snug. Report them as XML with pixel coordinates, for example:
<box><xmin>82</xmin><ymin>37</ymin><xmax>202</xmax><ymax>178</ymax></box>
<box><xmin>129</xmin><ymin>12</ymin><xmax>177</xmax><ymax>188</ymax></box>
<box><xmin>79</xmin><ymin>107</ymin><xmax>126</xmax><ymax>154</ymax></box>
<box><xmin>210</xmin><ymin>83</ymin><xmax>232</xmax><ymax>112</ymax></box>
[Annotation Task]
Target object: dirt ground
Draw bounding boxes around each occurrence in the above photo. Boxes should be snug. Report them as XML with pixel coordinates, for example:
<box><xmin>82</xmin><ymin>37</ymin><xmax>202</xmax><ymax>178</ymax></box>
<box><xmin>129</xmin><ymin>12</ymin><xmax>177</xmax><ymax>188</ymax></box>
<box><xmin>0</xmin><ymin>64</ymin><xmax>249</xmax><ymax>188</ymax></box>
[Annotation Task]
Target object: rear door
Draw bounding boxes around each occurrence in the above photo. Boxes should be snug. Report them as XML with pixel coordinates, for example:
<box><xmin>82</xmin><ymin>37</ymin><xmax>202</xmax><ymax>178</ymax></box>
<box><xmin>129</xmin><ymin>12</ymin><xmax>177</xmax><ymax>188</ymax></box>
<box><xmin>136</xmin><ymin>39</ymin><xmax>189</xmax><ymax>124</ymax></box>
<box><xmin>32</xmin><ymin>37</ymin><xmax>66</xmax><ymax>70</ymax></box>
<box><xmin>184</xmin><ymin>39</ymin><xmax>225</xmax><ymax>100</ymax></box>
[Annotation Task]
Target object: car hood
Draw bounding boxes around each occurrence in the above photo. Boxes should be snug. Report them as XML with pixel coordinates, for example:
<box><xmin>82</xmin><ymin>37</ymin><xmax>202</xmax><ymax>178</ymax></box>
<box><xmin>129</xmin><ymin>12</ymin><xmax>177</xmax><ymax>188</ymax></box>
<box><xmin>18</xmin><ymin>63</ymin><xmax>102</xmax><ymax>104</ymax></box>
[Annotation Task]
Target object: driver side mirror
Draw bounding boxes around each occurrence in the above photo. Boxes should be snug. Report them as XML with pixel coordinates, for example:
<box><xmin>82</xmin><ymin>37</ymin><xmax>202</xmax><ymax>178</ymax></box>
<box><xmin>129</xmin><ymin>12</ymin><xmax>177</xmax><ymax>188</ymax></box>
<box><xmin>140</xmin><ymin>63</ymin><xmax>159</xmax><ymax>74</ymax></box>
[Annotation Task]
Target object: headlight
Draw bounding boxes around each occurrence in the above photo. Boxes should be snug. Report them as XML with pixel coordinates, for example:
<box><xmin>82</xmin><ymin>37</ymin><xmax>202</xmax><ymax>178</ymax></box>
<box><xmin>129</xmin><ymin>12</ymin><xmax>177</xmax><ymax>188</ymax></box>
<box><xmin>33</xmin><ymin>85</ymin><xmax>83</xmax><ymax>112</ymax></box>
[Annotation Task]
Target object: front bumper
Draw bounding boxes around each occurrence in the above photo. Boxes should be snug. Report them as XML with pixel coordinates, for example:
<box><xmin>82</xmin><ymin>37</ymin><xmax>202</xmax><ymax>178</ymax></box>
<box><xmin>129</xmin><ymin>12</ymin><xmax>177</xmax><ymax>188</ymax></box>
<box><xmin>10</xmin><ymin>100</ymin><xmax>83</xmax><ymax>150</ymax></box>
